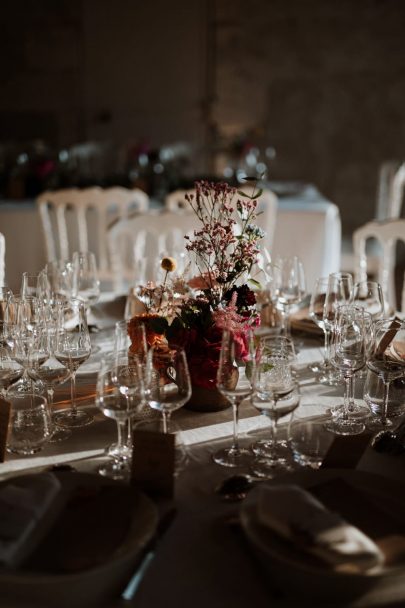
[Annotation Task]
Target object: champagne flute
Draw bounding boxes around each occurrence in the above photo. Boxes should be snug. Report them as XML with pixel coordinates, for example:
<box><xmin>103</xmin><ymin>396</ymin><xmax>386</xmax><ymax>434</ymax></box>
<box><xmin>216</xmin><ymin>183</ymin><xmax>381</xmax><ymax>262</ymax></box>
<box><xmin>212</xmin><ymin>329</ymin><xmax>256</xmax><ymax>468</ymax></box>
<box><xmin>319</xmin><ymin>272</ymin><xmax>353</xmax><ymax>386</ymax></box>
<box><xmin>145</xmin><ymin>346</ymin><xmax>191</xmax><ymax>434</ymax></box>
<box><xmin>325</xmin><ymin>305</ymin><xmax>367</xmax><ymax>435</ymax></box>
<box><xmin>53</xmin><ymin>299</ymin><xmax>93</xmax><ymax>427</ymax></box>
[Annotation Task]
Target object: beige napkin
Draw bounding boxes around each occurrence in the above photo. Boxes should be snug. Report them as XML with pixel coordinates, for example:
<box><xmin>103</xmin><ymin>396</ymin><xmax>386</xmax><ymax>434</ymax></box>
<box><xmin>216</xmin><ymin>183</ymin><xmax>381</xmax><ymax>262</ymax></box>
<box><xmin>257</xmin><ymin>484</ymin><xmax>385</xmax><ymax>573</ymax></box>
<box><xmin>290</xmin><ymin>307</ymin><xmax>324</xmax><ymax>338</ymax></box>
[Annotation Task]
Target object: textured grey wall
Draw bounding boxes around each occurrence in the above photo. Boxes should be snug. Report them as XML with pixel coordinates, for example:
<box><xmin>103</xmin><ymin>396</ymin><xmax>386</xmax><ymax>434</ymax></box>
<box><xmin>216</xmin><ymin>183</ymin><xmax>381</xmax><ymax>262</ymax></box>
<box><xmin>1</xmin><ymin>0</ymin><xmax>404</xmax><ymax>235</ymax></box>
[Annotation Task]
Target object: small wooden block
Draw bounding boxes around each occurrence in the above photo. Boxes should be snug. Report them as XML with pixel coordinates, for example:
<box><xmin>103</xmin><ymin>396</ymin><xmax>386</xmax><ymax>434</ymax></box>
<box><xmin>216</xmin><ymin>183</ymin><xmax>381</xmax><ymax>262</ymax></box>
<box><xmin>0</xmin><ymin>398</ymin><xmax>11</xmax><ymax>462</ymax></box>
<box><xmin>131</xmin><ymin>429</ymin><xmax>175</xmax><ymax>498</ymax></box>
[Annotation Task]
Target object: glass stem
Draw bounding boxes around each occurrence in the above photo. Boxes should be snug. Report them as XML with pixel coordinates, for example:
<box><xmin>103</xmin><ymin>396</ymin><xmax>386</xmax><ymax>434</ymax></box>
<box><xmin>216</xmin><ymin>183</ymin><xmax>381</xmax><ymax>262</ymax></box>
<box><xmin>323</xmin><ymin>328</ymin><xmax>331</xmax><ymax>367</ymax></box>
<box><xmin>116</xmin><ymin>419</ymin><xmax>127</xmax><ymax>459</ymax></box>
<box><xmin>162</xmin><ymin>410</ymin><xmax>171</xmax><ymax>434</ymax></box>
<box><xmin>342</xmin><ymin>374</ymin><xmax>351</xmax><ymax>421</ymax></box>
<box><xmin>231</xmin><ymin>399</ymin><xmax>241</xmax><ymax>451</ymax></box>
<box><xmin>381</xmin><ymin>380</ymin><xmax>390</xmax><ymax>426</ymax></box>
<box><xmin>348</xmin><ymin>375</ymin><xmax>355</xmax><ymax>411</ymax></box>
<box><xmin>70</xmin><ymin>371</ymin><xmax>77</xmax><ymax>417</ymax></box>
<box><xmin>283</xmin><ymin>304</ymin><xmax>291</xmax><ymax>337</ymax></box>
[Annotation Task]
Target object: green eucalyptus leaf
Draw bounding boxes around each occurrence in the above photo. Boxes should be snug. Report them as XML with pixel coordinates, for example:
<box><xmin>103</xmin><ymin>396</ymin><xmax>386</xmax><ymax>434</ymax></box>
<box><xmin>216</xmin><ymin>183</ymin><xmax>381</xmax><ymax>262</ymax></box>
<box><xmin>251</xmin><ymin>188</ymin><xmax>263</xmax><ymax>199</ymax></box>
<box><xmin>248</xmin><ymin>278</ymin><xmax>262</xmax><ymax>289</ymax></box>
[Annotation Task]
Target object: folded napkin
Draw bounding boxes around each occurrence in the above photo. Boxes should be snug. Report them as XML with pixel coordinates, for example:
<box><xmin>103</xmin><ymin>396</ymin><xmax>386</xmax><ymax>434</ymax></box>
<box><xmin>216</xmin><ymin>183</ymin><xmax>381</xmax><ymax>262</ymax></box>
<box><xmin>257</xmin><ymin>484</ymin><xmax>385</xmax><ymax>574</ymax></box>
<box><xmin>0</xmin><ymin>473</ymin><xmax>62</xmax><ymax>568</ymax></box>
<box><xmin>290</xmin><ymin>307</ymin><xmax>323</xmax><ymax>338</ymax></box>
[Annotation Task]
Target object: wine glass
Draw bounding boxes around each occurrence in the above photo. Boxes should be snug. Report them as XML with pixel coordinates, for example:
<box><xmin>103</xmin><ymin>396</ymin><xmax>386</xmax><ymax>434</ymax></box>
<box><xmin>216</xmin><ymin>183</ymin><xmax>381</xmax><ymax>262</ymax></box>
<box><xmin>251</xmin><ymin>335</ymin><xmax>297</xmax><ymax>458</ymax></box>
<box><xmin>72</xmin><ymin>251</ymin><xmax>101</xmax><ymax>315</ymax></box>
<box><xmin>212</xmin><ymin>329</ymin><xmax>256</xmax><ymax>468</ymax></box>
<box><xmin>251</xmin><ymin>363</ymin><xmax>300</xmax><ymax>477</ymax></box>
<box><xmin>308</xmin><ymin>277</ymin><xmax>329</xmax><ymax>373</ymax></box>
<box><xmin>53</xmin><ymin>299</ymin><xmax>93</xmax><ymax>427</ymax></box>
<box><xmin>21</xmin><ymin>271</ymin><xmax>49</xmax><ymax>301</ymax></box>
<box><xmin>45</xmin><ymin>259</ymin><xmax>74</xmax><ymax>302</ymax></box>
<box><xmin>319</xmin><ymin>272</ymin><xmax>353</xmax><ymax>385</ymax></box>
<box><xmin>273</xmin><ymin>255</ymin><xmax>306</xmax><ymax>338</ymax></box>
<box><xmin>0</xmin><ymin>285</ymin><xmax>13</xmax><ymax>347</ymax></box>
<box><xmin>364</xmin><ymin>367</ymin><xmax>405</xmax><ymax>429</ymax></box>
<box><xmin>6</xmin><ymin>393</ymin><xmax>51</xmax><ymax>456</ymax></box>
<box><xmin>350</xmin><ymin>280</ymin><xmax>385</xmax><ymax>321</ymax></box>
<box><xmin>28</xmin><ymin>326</ymin><xmax>71</xmax><ymax>442</ymax></box>
<box><xmin>112</xmin><ymin>320</ymin><xmax>148</xmax><ymax>457</ymax></box>
<box><xmin>0</xmin><ymin>346</ymin><xmax>23</xmax><ymax>397</ymax></box>
<box><xmin>366</xmin><ymin>318</ymin><xmax>405</xmax><ymax>430</ymax></box>
<box><xmin>325</xmin><ymin>305</ymin><xmax>368</xmax><ymax>435</ymax></box>
<box><xmin>97</xmin><ymin>355</ymin><xmax>145</xmax><ymax>479</ymax></box>
<box><xmin>145</xmin><ymin>346</ymin><xmax>191</xmax><ymax>434</ymax></box>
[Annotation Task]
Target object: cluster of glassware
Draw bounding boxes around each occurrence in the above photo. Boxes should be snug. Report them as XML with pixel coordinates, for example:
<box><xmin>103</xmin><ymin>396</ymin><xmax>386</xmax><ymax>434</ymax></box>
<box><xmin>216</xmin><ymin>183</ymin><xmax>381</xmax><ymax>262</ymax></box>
<box><xmin>0</xmin><ymin>251</ymin><xmax>101</xmax><ymax>455</ymax></box>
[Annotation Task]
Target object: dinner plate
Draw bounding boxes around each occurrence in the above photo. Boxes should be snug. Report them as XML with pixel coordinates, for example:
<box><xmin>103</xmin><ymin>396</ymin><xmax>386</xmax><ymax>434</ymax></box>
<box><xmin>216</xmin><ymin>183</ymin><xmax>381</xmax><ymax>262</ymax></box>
<box><xmin>240</xmin><ymin>469</ymin><xmax>405</xmax><ymax>606</ymax></box>
<box><xmin>0</xmin><ymin>472</ymin><xmax>158</xmax><ymax>607</ymax></box>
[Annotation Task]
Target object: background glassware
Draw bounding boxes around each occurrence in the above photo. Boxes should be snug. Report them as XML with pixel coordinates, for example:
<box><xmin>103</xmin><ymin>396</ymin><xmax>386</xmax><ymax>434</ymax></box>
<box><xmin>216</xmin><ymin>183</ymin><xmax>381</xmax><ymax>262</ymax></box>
<box><xmin>0</xmin><ymin>346</ymin><xmax>23</xmax><ymax>396</ymax></box>
<box><xmin>72</xmin><ymin>251</ymin><xmax>101</xmax><ymax>311</ymax></box>
<box><xmin>145</xmin><ymin>346</ymin><xmax>191</xmax><ymax>434</ymax></box>
<box><xmin>28</xmin><ymin>332</ymin><xmax>71</xmax><ymax>442</ymax></box>
<box><xmin>308</xmin><ymin>276</ymin><xmax>329</xmax><ymax>373</ymax></box>
<box><xmin>364</xmin><ymin>368</ymin><xmax>405</xmax><ymax>429</ymax></box>
<box><xmin>325</xmin><ymin>305</ymin><xmax>367</xmax><ymax>435</ymax></box>
<box><xmin>10</xmin><ymin>296</ymin><xmax>46</xmax><ymax>394</ymax></box>
<box><xmin>212</xmin><ymin>330</ymin><xmax>255</xmax><ymax>468</ymax></box>
<box><xmin>251</xmin><ymin>377</ymin><xmax>300</xmax><ymax>477</ymax></box>
<box><xmin>289</xmin><ymin>416</ymin><xmax>334</xmax><ymax>469</ymax></box>
<box><xmin>350</xmin><ymin>280</ymin><xmax>385</xmax><ymax>321</ymax></box>
<box><xmin>97</xmin><ymin>356</ymin><xmax>144</xmax><ymax>480</ymax></box>
<box><xmin>366</xmin><ymin>318</ymin><xmax>405</xmax><ymax>429</ymax></box>
<box><xmin>45</xmin><ymin>260</ymin><xmax>74</xmax><ymax>301</ymax></box>
<box><xmin>319</xmin><ymin>272</ymin><xmax>353</xmax><ymax>385</ymax></box>
<box><xmin>21</xmin><ymin>271</ymin><xmax>49</xmax><ymax>301</ymax></box>
<box><xmin>6</xmin><ymin>393</ymin><xmax>50</xmax><ymax>455</ymax></box>
<box><xmin>0</xmin><ymin>286</ymin><xmax>13</xmax><ymax>347</ymax></box>
<box><xmin>53</xmin><ymin>299</ymin><xmax>93</xmax><ymax>427</ymax></box>
<box><xmin>274</xmin><ymin>255</ymin><xmax>306</xmax><ymax>338</ymax></box>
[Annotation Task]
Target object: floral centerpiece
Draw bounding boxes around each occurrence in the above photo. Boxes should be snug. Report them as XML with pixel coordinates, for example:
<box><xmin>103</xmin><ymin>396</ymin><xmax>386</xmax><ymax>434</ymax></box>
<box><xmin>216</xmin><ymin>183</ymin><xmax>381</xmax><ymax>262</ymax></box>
<box><xmin>128</xmin><ymin>179</ymin><xmax>264</xmax><ymax>411</ymax></box>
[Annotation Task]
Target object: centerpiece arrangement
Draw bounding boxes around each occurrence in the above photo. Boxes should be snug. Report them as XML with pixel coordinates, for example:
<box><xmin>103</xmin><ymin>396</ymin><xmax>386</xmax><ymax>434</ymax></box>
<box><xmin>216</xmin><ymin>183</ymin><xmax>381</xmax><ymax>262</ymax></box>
<box><xmin>128</xmin><ymin>179</ymin><xmax>265</xmax><ymax>411</ymax></box>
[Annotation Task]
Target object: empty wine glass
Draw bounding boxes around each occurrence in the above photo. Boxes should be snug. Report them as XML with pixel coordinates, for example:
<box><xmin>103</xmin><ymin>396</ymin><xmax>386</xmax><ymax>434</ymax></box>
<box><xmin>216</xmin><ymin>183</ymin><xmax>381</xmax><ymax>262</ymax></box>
<box><xmin>274</xmin><ymin>255</ymin><xmax>306</xmax><ymax>338</ymax></box>
<box><xmin>7</xmin><ymin>393</ymin><xmax>51</xmax><ymax>455</ymax></box>
<box><xmin>0</xmin><ymin>346</ymin><xmax>23</xmax><ymax>397</ymax></box>
<box><xmin>45</xmin><ymin>260</ymin><xmax>74</xmax><ymax>302</ymax></box>
<box><xmin>366</xmin><ymin>318</ymin><xmax>405</xmax><ymax>430</ymax></box>
<box><xmin>53</xmin><ymin>299</ymin><xmax>93</xmax><ymax>427</ymax></box>
<box><xmin>145</xmin><ymin>346</ymin><xmax>191</xmax><ymax>434</ymax></box>
<box><xmin>319</xmin><ymin>272</ymin><xmax>353</xmax><ymax>386</ymax></box>
<box><xmin>308</xmin><ymin>277</ymin><xmax>329</xmax><ymax>373</ymax></box>
<box><xmin>364</xmin><ymin>367</ymin><xmax>405</xmax><ymax>429</ymax></box>
<box><xmin>325</xmin><ymin>305</ymin><xmax>367</xmax><ymax>435</ymax></box>
<box><xmin>251</xmin><ymin>367</ymin><xmax>300</xmax><ymax>477</ymax></box>
<box><xmin>350</xmin><ymin>280</ymin><xmax>385</xmax><ymax>321</ymax></box>
<box><xmin>72</xmin><ymin>251</ymin><xmax>101</xmax><ymax>312</ymax></box>
<box><xmin>96</xmin><ymin>356</ymin><xmax>144</xmax><ymax>480</ymax></box>
<box><xmin>251</xmin><ymin>335</ymin><xmax>297</xmax><ymax>459</ymax></box>
<box><xmin>212</xmin><ymin>329</ymin><xmax>256</xmax><ymax>468</ymax></box>
<box><xmin>0</xmin><ymin>286</ymin><xmax>13</xmax><ymax>347</ymax></box>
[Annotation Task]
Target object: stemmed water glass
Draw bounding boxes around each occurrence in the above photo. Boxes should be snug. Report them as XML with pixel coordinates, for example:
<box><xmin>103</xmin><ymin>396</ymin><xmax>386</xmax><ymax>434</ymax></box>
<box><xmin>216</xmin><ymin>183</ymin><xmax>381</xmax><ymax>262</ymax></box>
<box><xmin>319</xmin><ymin>272</ymin><xmax>353</xmax><ymax>385</ymax></box>
<box><xmin>53</xmin><ymin>299</ymin><xmax>93</xmax><ymax>427</ymax></box>
<box><xmin>250</xmin><ymin>349</ymin><xmax>300</xmax><ymax>477</ymax></box>
<box><xmin>250</xmin><ymin>336</ymin><xmax>297</xmax><ymax>459</ymax></box>
<box><xmin>96</xmin><ymin>356</ymin><xmax>144</xmax><ymax>480</ymax></box>
<box><xmin>145</xmin><ymin>346</ymin><xmax>191</xmax><ymax>434</ymax></box>
<box><xmin>212</xmin><ymin>329</ymin><xmax>256</xmax><ymax>468</ymax></box>
<box><xmin>325</xmin><ymin>305</ymin><xmax>368</xmax><ymax>435</ymax></box>
<box><xmin>274</xmin><ymin>256</ymin><xmax>306</xmax><ymax>338</ymax></box>
<box><xmin>366</xmin><ymin>318</ymin><xmax>405</xmax><ymax>430</ymax></box>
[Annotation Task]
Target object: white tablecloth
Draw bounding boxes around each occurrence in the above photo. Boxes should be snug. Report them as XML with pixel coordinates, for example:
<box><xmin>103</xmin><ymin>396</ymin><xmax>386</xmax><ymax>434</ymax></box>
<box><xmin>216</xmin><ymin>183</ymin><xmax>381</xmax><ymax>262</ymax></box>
<box><xmin>0</xmin><ymin>183</ymin><xmax>341</xmax><ymax>293</ymax></box>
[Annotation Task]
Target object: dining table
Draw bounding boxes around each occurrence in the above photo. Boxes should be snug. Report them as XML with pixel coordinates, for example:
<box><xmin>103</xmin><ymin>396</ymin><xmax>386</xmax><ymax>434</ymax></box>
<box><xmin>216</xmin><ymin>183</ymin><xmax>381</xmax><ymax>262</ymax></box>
<box><xmin>1</xmin><ymin>294</ymin><xmax>404</xmax><ymax>608</ymax></box>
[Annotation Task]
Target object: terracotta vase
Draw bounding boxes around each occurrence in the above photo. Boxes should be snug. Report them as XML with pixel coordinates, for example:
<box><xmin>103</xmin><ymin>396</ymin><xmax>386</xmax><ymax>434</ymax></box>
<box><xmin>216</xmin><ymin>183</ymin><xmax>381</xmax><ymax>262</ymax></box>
<box><xmin>185</xmin><ymin>366</ymin><xmax>238</xmax><ymax>413</ymax></box>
